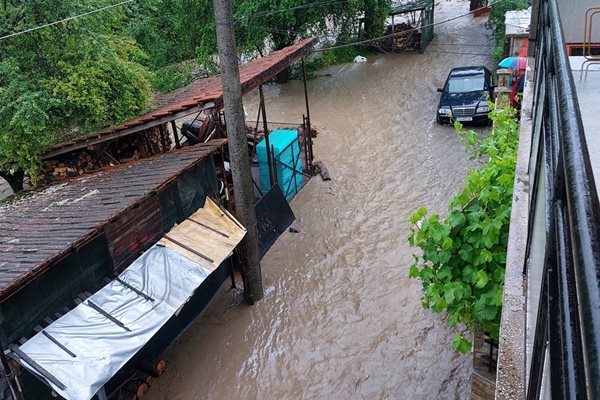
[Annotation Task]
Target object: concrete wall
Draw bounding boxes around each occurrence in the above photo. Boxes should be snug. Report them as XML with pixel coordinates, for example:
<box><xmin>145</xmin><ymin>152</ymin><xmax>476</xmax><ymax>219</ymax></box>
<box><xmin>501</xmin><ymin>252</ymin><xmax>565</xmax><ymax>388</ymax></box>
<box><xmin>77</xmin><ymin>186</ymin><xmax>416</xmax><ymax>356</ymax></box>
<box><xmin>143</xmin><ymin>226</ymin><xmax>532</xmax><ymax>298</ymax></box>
<box><xmin>558</xmin><ymin>0</ymin><xmax>600</xmax><ymax>43</ymax></box>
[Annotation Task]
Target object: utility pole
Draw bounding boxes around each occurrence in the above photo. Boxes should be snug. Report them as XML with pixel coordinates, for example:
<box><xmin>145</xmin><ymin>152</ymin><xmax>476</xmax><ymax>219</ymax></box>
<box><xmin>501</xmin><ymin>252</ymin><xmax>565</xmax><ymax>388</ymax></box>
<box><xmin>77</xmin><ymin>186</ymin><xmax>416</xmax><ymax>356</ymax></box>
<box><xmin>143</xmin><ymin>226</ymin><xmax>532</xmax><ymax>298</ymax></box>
<box><xmin>213</xmin><ymin>0</ymin><xmax>263</xmax><ymax>304</ymax></box>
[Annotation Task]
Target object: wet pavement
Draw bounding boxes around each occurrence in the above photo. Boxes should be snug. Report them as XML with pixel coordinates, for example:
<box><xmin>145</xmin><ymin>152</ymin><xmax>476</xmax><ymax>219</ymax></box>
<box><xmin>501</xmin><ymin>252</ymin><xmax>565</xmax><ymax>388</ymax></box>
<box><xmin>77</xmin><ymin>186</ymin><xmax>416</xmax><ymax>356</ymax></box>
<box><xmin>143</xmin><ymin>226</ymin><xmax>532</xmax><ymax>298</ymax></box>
<box><xmin>146</xmin><ymin>1</ymin><xmax>495</xmax><ymax>399</ymax></box>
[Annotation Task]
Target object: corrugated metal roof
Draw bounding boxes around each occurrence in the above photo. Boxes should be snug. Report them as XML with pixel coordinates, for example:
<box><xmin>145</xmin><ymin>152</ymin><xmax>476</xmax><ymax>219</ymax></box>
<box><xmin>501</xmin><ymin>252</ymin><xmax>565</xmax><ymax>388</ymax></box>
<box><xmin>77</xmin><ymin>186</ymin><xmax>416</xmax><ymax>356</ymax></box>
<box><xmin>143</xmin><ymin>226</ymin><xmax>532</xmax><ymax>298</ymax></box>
<box><xmin>0</xmin><ymin>139</ymin><xmax>227</xmax><ymax>302</ymax></box>
<box><xmin>43</xmin><ymin>38</ymin><xmax>317</xmax><ymax>159</ymax></box>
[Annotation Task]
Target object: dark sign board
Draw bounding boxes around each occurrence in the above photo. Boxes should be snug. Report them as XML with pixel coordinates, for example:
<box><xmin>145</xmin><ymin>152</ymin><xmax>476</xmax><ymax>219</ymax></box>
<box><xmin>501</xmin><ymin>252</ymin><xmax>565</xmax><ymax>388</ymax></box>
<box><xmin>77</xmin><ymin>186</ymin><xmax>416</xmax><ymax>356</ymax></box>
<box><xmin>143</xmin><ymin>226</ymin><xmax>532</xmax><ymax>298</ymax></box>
<box><xmin>255</xmin><ymin>184</ymin><xmax>296</xmax><ymax>258</ymax></box>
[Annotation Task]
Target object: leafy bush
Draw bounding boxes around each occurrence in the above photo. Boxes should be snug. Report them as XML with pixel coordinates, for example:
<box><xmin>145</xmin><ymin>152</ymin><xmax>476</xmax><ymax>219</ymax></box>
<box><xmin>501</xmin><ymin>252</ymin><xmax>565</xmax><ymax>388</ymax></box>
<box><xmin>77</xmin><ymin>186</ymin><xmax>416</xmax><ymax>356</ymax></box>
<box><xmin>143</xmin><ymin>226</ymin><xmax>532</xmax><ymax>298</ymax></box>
<box><xmin>408</xmin><ymin>108</ymin><xmax>520</xmax><ymax>353</ymax></box>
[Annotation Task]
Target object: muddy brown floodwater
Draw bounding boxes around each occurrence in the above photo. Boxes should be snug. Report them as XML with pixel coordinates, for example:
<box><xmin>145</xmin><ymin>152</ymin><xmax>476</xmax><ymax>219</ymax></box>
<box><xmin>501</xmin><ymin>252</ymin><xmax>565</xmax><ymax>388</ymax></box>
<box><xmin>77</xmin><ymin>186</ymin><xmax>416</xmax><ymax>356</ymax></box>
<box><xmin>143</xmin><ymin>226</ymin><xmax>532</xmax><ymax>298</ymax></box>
<box><xmin>146</xmin><ymin>1</ymin><xmax>495</xmax><ymax>399</ymax></box>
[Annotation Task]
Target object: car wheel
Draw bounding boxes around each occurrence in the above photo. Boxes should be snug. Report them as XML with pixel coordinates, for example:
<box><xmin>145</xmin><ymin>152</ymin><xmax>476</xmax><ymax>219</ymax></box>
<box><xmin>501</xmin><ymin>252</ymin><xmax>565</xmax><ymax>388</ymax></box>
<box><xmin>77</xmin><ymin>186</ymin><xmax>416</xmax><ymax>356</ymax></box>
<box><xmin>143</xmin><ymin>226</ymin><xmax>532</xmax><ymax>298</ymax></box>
<box><xmin>436</xmin><ymin>115</ymin><xmax>444</xmax><ymax>125</ymax></box>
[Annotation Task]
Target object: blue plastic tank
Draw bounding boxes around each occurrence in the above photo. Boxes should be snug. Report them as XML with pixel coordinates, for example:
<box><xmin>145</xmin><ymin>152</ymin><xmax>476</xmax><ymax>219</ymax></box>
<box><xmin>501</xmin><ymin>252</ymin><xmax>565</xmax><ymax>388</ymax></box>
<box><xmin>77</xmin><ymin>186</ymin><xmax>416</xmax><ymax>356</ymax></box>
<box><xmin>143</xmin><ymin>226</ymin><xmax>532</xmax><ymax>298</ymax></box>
<box><xmin>256</xmin><ymin>129</ymin><xmax>303</xmax><ymax>200</ymax></box>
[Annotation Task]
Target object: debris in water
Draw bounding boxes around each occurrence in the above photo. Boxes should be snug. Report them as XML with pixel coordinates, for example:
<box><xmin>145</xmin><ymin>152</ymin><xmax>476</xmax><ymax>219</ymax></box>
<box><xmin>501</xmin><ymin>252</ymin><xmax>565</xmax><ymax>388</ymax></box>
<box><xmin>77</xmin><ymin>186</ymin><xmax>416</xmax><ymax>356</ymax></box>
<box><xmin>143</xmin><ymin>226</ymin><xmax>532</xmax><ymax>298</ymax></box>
<box><xmin>314</xmin><ymin>160</ymin><xmax>331</xmax><ymax>181</ymax></box>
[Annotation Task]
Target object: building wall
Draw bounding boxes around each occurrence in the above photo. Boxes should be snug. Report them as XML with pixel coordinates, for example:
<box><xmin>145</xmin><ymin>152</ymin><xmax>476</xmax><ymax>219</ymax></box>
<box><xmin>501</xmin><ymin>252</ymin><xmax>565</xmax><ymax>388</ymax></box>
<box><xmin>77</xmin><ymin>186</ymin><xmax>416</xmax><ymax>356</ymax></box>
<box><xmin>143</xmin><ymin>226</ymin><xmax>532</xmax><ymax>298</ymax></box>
<box><xmin>0</xmin><ymin>235</ymin><xmax>112</xmax><ymax>345</ymax></box>
<box><xmin>105</xmin><ymin>196</ymin><xmax>164</xmax><ymax>273</ymax></box>
<box><xmin>558</xmin><ymin>0</ymin><xmax>600</xmax><ymax>44</ymax></box>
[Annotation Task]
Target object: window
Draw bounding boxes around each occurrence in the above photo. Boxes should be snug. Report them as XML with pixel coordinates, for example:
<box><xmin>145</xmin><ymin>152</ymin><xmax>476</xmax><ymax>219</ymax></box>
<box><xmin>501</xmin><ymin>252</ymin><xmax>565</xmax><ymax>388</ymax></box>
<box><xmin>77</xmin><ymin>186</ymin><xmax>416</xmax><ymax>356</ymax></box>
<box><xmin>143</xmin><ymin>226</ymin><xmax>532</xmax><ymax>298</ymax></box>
<box><xmin>447</xmin><ymin>75</ymin><xmax>485</xmax><ymax>93</ymax></box>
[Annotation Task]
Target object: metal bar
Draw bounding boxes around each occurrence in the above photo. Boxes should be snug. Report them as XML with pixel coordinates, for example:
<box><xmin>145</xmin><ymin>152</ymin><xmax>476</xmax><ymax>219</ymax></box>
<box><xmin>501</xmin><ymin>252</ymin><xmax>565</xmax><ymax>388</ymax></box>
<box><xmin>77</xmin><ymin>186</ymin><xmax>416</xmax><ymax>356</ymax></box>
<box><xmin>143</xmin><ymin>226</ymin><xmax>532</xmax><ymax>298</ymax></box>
<box><xmin>219</xmin><ymin>147</ymin><xmax>230</xmax><ymax>207</ymax></box>
<box><xmin>549</xmin><ymin>1</ymin><xmax>600</xmax><ymax>398</ymax></box>
<box><xmin>554</xmin><ymin>201</ymin><xmax>587</xmax><ymax>399</ymax></box>
<box><xmin>301</xmin><ymin>58</ymin><xmax>314</xmax><ymax>174</ymax></box>
<box><xmin>115</xmin><ymin>277</ymin><xmax>155</xmax><ymax>302</ymax></box>
<box><xmin>187</xmin><ymin>217</ymin><xmax>230</xmax><ymax>238</ymax></box>
<box><xmin>303</xmin><ymin>115</ymin><xmax>310</xmax><ymax>173</ymax></box>
<box><xmin>211</xmin><ymin>197</ymin><xmax>246</xmax><ymax>231</ymax></box>
<box><xmin>41</xmin><ymin>331</ymin><xmax>76</xmax><ymax>358</ymax></box>
<box><xmin>163</xmin><ymin>235</ymin><xmax>215</xmax><ymax>263</ymax></box>
<box><xmin>171</xmin><ymin>120</ymin><xmax>181</xmax><ymax>149</ymax></box>
<box><xmin>8</xmin><ymin>345</ymin><xmax>67</xmax><ymax>390</ymax></box>
<box><xmin>86</xmin><ymin>300</ymin><xmax>131</xmax><ymax>332</ymax></box>
<box><xmin>271</xmin><ymin>144</ymin><xmax>278</xmax><ymax>185</ymax></box>
<box><xmin>259</xmin><ymin>85</ymin><xmax>274</xmax><ymax>188</ymax></box>
<box><xmin>291</xmin><ymin>136</ymin><xmax>298</xmax><ymax>195</ymax></box>
<box><xmin>526</xmin><ymin>256</ymin><xmax>550</xmax><ymax>400</ymax></box>
<box><xmin>271</xmin><ymin>156</ymin><xmax>312</xmax><ymax>178</ymax></box>
<box><xmin>252</xmin><ymin>177</ymin><xmax>264</xmax><ymax>197</ymax></box>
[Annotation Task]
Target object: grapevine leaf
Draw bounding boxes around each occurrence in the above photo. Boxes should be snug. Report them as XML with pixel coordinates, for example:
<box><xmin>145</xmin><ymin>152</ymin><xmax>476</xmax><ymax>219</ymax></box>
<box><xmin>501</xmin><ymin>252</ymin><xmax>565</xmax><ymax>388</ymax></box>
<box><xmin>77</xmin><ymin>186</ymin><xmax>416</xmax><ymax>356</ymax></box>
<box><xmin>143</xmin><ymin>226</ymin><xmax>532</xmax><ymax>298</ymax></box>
<box><xmin>452</xmin><ymin>335</ymin><xmax>472</xmax><ymax>354</ymax></box>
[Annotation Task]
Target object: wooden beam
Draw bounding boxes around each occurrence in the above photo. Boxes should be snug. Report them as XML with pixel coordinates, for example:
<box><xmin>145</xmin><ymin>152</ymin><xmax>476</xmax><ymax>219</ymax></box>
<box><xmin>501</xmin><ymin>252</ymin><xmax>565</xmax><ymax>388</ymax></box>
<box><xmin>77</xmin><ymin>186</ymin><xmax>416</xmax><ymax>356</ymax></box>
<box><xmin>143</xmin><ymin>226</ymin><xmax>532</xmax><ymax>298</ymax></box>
<box><xmin>42</xmin><ymin>102</ymin><xmax>216</xmax><ymax>160</ymax></box>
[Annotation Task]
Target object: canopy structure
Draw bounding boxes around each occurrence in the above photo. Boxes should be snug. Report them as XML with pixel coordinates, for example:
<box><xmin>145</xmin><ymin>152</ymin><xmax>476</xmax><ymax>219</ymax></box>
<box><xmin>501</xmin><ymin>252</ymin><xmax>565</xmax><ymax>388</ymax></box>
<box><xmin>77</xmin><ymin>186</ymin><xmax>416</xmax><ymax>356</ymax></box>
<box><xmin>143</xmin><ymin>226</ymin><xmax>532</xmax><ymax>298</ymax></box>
<box><xmin>8</xmin><ymin>198</ymin><xmax>246</xmax><ymax>400</ymax></box>
<box><xmin>0</xmin><ymin>140</ymin><xmax>227</xmax><ymax>302</ymax></box>
<box><xmin>42</xmin><ymin>38</ymin><xmax>318</xmax><ymax>159</ymax></box>
<box><xmin>388</xmin><ymin>0</ymin><xmax>435</xmax><ymax>52</ymax></box>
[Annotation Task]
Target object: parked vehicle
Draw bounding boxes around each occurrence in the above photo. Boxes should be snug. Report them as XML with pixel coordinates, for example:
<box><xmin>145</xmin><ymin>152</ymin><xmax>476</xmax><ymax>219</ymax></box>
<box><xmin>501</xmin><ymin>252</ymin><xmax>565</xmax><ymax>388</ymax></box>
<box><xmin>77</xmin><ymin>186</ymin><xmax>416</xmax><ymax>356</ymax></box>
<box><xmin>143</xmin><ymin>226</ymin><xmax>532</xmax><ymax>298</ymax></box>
<box><xmin>436</xmin><ymin>66</ymin><xmax>494</xmax><ymax>124</ymax></box>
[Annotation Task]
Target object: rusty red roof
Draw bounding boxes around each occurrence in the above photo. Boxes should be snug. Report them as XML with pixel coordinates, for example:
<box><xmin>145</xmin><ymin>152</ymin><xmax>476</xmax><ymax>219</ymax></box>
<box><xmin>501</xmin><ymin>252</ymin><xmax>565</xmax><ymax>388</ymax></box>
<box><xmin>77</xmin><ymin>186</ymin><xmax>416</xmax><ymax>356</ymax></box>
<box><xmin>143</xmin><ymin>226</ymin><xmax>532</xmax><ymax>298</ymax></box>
<box><xmin>43</xmin><ymin>38</ymin><xmax>318</xmax><ymax>159</ymax></box>
<box><xmin>0</xmin><ymin>139</ymin><xmax>227</xmax><ymax>302</ymax></box>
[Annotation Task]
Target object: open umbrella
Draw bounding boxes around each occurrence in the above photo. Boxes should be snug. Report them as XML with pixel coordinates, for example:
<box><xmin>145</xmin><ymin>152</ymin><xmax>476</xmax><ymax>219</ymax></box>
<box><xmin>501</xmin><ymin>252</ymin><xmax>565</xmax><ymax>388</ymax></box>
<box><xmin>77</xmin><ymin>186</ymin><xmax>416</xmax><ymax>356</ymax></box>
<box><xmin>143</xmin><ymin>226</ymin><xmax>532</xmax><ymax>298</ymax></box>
<box><xmin>498</xmin><ymin>56</ymin><xmax>526</xmax><ymax>70</ymax></box>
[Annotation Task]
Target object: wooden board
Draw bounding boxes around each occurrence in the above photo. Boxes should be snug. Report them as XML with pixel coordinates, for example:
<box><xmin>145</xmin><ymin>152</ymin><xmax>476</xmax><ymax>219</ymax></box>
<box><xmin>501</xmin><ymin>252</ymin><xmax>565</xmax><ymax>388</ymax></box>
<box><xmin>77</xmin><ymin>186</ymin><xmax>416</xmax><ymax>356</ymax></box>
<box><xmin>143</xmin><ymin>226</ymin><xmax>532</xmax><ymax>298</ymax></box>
<box><xmin>158</xmin><ymin>198</ymin><xmax>246</xmax><ymax>271</ymax></box>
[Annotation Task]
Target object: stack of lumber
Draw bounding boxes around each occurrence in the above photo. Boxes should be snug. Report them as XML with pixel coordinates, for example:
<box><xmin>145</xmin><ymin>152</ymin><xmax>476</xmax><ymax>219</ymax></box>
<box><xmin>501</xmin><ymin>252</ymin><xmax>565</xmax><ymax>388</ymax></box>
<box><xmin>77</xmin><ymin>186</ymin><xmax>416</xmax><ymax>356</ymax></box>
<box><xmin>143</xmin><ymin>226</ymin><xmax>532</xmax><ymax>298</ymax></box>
<box><xmin>37</xmin><ymin>125</ymin><xmax>172</xmax><ymax>184</ymax></box>
<box><xmin>385</xmin><ymin>23</ymin><xmax>421</xmax><ymax>51</ymax></box>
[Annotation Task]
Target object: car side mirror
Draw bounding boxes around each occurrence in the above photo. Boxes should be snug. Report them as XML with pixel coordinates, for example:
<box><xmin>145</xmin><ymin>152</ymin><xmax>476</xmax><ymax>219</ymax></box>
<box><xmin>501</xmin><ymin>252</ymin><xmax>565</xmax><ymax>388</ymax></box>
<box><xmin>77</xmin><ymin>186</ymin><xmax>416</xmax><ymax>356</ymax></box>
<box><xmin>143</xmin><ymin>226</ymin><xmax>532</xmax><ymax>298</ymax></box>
<box><xmin>437</xmin><ymin>88</ymin><xmax>444</xmax><ymax>92</ymax></box>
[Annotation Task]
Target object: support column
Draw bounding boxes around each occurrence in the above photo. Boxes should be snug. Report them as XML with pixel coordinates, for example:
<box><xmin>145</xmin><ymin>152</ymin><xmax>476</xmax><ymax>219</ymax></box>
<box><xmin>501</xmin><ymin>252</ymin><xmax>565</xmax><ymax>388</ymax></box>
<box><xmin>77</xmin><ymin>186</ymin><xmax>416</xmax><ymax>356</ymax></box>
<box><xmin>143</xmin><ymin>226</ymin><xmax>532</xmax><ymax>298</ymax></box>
<box><xmin>213</xmin><ymin>0</ymin><xmax>263</xmax><ymax>303</ymax></box>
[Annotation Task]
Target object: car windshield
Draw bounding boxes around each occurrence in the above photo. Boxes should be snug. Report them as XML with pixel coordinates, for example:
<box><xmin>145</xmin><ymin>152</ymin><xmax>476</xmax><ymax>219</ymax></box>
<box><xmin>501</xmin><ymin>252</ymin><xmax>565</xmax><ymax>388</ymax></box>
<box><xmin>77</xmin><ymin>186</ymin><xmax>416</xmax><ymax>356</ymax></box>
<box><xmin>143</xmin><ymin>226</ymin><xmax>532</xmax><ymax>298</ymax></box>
<box><xmin>447</xmin><ymin>75</ymin><xmax>485</xmax><ymax>93</ymax></box>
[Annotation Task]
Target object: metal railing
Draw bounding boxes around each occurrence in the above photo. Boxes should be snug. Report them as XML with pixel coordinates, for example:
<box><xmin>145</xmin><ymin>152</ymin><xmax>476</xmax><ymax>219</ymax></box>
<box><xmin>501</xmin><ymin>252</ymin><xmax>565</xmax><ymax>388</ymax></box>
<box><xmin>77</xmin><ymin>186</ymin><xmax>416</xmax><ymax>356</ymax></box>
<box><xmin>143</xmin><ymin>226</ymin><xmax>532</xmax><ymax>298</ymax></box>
<box><xmin>526</xmin><ymin>0</ymin><xmax>600</xmax><ymax>399</ymax></box>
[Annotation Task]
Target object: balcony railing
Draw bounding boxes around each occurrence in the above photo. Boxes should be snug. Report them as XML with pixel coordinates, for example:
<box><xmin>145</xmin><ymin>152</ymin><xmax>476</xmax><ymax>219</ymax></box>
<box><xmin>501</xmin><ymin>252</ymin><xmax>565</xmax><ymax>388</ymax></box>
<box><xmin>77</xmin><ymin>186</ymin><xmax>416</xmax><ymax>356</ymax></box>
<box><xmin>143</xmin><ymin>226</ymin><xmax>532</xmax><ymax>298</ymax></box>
<box><xmin>525</xmin><ymin>0</ymin><xmax>600</xmax><ymax>399</ymax></box>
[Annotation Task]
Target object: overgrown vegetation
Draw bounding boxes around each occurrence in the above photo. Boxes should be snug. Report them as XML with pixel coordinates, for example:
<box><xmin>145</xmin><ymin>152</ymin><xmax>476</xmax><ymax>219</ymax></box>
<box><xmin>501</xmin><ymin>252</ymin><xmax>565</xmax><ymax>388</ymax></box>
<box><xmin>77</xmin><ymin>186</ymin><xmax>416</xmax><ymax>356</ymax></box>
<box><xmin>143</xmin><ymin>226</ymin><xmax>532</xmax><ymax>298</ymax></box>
<box><xmin>0</xmin><ymin>1</ymin><xmax>152</xmax><ymax>189</ymax></box>
<box><xmin>408</xmin><ymin>108</ymin><xmax>520</xmax><ymax>353</ymax></box>
<box><xmin>0</xmin><ymin>0</ymin><xmax>392</xmax><ymax>191</ymax></box>
<box><xmin>488</xmin><ymin>0</ymin><xmax>528</xmax><ymax>60</ymax></box>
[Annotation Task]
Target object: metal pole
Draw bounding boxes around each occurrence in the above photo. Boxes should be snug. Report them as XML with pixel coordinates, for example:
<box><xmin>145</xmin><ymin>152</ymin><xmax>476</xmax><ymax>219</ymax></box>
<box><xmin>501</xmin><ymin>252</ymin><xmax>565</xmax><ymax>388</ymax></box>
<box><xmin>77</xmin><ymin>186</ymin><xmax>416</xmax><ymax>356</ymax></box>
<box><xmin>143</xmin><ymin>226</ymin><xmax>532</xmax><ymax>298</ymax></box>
<box><xmin>271</xmin><ymin>145</ymin><xmax>278</xmax><ymax>186</ymax></box>
<box><xmin>171</xmin><ymin>120</ymin><xmax>181</xmax><ymax>149</ymax></box>
<box><xmin>213</xmin><ymin>0</ymin><xmax>263</xmax><ymax>303</ymax></box>
<box><xmin>301</xmin><ymin>58</ymin><xmax>314</xmax><ymax>174</ymax></box>
<box><xmin>259</xmin><ymin>85</ymin><xmax>274</xmax><ymax>188</ymax></box>
<box><xmin>302</xmin><ymin>115</ymin><xmax>309</xmax><ymax>173</ymax></box>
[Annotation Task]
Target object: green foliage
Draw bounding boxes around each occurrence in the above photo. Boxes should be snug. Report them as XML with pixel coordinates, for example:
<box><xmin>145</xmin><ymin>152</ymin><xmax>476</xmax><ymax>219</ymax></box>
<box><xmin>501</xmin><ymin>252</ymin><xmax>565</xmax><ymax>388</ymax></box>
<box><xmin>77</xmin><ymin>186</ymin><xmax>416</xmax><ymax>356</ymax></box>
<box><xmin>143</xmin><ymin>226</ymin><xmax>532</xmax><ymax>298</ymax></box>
<box><xmin>299</xmin><ymin>44</ymin><xmax>365</xmax><ymax>78</ymax></box>
<box><xmin>488</xmin><ymin>0</ymin><xmax>528</xmax><ymax>61</ymax></box>
<box><xmin>0</xmin><ymin>1</ymin><xmax>153</xmax><ymax>182</ymax></box>
<box><xmin>408</xmin><ymin>107</ymin><xmax>520</xmax><ymax>353</ymax></box>
<box><xmin>152</xmin><ymin>63</ymin><xmax>195</xmax><ymax>93</ymax></box>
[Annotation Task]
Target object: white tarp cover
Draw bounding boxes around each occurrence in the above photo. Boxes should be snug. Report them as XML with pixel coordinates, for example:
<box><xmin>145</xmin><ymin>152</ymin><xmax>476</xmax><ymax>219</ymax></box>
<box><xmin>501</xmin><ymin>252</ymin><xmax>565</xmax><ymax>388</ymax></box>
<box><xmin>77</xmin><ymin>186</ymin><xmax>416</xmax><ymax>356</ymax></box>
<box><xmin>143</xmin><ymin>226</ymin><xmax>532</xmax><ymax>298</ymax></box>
<box><xmin>14</xmin><ymin>198</ymin><xmax>246</xmax><ymax>400</ymax></box>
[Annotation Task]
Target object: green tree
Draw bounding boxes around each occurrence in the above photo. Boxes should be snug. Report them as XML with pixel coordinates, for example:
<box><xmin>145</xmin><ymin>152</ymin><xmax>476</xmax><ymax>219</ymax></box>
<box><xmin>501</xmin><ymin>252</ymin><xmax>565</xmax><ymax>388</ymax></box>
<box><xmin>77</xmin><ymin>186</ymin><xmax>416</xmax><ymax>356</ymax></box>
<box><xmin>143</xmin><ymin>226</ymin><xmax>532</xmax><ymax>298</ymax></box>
<box><xmin>488</xmin><ymin>0</ymin><xmax>528</xmax><ymax>60</ymax></box>
<box><xmin>129</xmin><ymin>0</ymin><xmax>392</xmax><ymax>85</ymax></box>
<box><xmin>0</xmin><ymin>0</ymin><xmax>152</xmax><ymax>191</ymax></box>
<box><xmin>408</xmin><ymin>108</ymin><xmax>519</xmax><ymax>353</ymax></box>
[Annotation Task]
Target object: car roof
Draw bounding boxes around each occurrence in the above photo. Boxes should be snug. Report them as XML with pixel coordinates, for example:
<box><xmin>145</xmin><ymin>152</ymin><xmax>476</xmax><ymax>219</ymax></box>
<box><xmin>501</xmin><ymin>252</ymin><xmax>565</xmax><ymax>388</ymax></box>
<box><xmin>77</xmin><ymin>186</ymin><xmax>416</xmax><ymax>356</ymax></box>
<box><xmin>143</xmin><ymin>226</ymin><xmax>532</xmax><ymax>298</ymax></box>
<box><xmin>448</xmin><ymin>66</ymin><xmax>488</xmax><ymax>77</ymax></box>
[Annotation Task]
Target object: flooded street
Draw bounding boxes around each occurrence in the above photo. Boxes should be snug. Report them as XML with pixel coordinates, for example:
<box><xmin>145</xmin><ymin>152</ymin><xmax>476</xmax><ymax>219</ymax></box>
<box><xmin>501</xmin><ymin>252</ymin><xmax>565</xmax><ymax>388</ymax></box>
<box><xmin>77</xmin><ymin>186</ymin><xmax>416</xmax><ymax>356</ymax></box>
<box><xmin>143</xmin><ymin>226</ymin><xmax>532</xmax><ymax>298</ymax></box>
<box><xmin>147</xmin><ymin>1</ymin><xmax>495</xmax><ymax>399</ymax></box>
